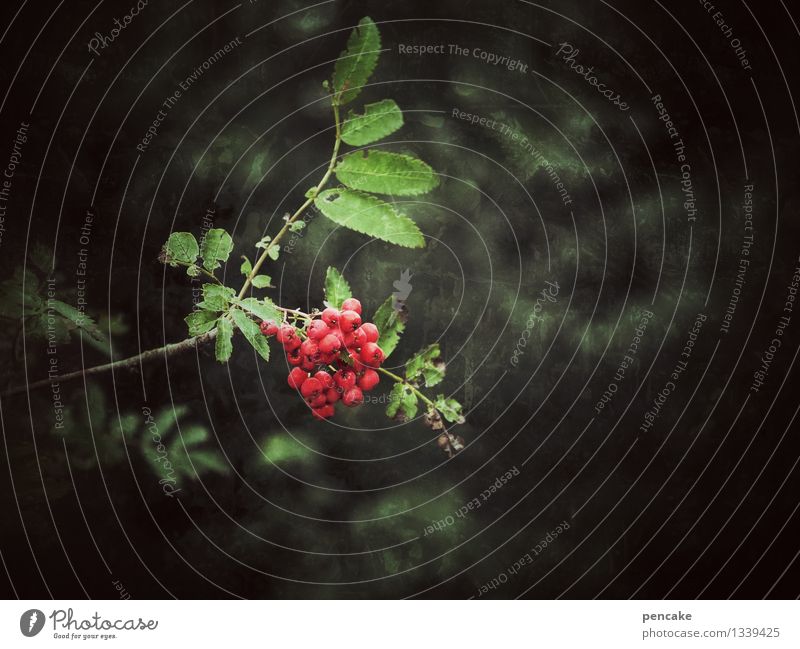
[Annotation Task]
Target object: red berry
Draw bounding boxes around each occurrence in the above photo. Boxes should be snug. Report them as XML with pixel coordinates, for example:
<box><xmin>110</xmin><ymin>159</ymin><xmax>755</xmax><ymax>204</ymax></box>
<box><xmin>325</xmin><ymin>388</ymin><xmax>340</xmax><ymax>403</ymax></box>
<box><xmin>287</xmin><ymin>367</ymin><xmax>307</xmax><ymax>389</ymax></box>
<box><xmin>312</xmin><ymin>405</ymin><xmax>335</xmax><ymax>420</ymax></box>
<box><xmin>341</xmin><ymin>298</ymin><xmax>362</xmax><ymax>314</ymax></box>
<box><xmin>318</xmin><ymin>333</ymin><xmax>341</xmax><ymax>354</ymax></box>
<box><xmin>307</xmin><ymin>394</ymin><xmax>327</xmax><ymax>408</ymax></box>
<box><xmin>360</xmin><ymin>342</ymin><xmax>385</xmax><ymax>367</ymax></box>
<box><xmin>283</xmin><ymin>335</ymin><xmax>301</xmax><ymax>351</ymax></box>
<box><xmin>353</xmin><ymin>327</ymin><xmax>368</xmax><ymax>348</ymax></box>
<box><xmin>321</xmin><ymin>351</ymin><xmax>338</xmax><ymax>365</ymax></box>
<box><xmin>277</xmin><ymin>324</ymin><xmax>297</xmax><ymax>344</ymax></box>
<box><xmin>339</xmin><ymin>309</ymin><xmax>362</xmax><ymax>332</ymax></box>
<box><xmin>334</xmin><ymin>368</ymin><xmax>357</xmax><ymax>391</ymax></box>
<box><xmin>306</xmin><ymin>320</ymin><xmax>329</xmax><ymax>340</ymax></box>
<box><xmin>321</xmin><ymin>308</ymin><xmax>340</xmax><ymax>328</ymax></box>
<box><xmin>301</xmin><ymin>358</ymin><xmax>316</xmax><ymax>371</ymax></box>
<box><xmin>300</xmin><ymin>338</ymin><xmax>319</xmax><ymax>360</ymax></box>
<box><xmin>287</xmin><ymin>348</ymin><xmax>303</xmax><ymax>366</ymax></box>
<box><xmin>343</xmin><ymin>332</ymin><xmax>356</xmax><ymax>349</ymax></box>
<box><xmin>342</xmin><ymin>387</ymin><xmax>364</xmax><ymax>407</ymax></box>
<box><xmin>314</xmin><ymin>370</ymin><xmax>334</xmax><ymax>389</ymax></box>
<box><xmin>260</xmin><ymin>320</ymin><xmax>279</xmax><ymax>336</ymax></box>
<box><xmin>360</xmin><ymin>322</ymin><xmax>379</xmax><ymax>343</ymax></box>
<box><xmin>349</xmin><ymin>352</ymin><xmax>366</xmax><ymax>373</ymax></box>
<box><xmin>357</xmin><ymin>368</ymin><xmax>379</xmax><ymax>391</ymax></box>
<box><xmin>300</xmin><ymin>377</ymin><xmax>323</xmax><ymax>399</ymax></box>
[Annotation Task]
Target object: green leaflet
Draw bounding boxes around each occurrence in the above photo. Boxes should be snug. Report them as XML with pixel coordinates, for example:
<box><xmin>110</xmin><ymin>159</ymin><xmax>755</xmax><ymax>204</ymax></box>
<box><xmin>333</xmin><ymin>17</ymin><xmax>381</xmax><ymax>105</ymax></box>
<box><xmin>197</xmin><ymin>284</ymin><xmax>235</xmax><ymax>312</ymax></box>
<box><xmin>236</xmin><ymin>297</ymin><xmax>281</xmax><ymax>324</ymax></box>
<box><xmin>434</xmin><ymin>395</ymin><xmax>465</xmax><ymax>424</ymax></box>
<box><xmin>163</xmin><ymin>232</ymin><xmax>199</xmax><ymax>266</ymax></box>
<box><xmin>185</xmin><ymin>310</ymin><xmax>218</xmax><ymax>336</ymax></box>
<box><xmin>372</xmin><ymin>295</ymin><xmax>404</xmax><ymax>358</ymax></box>
<box><xmin>251</xmin><ymin>275</ymin><xmax>272</xmax><ymax>289</ymax></box>
<box><xmin>324</xmin><ymin>266</ymin><xmax>352</xmax><ymax>309</ymax></box>
<box><xmin>240</xmin><ymin>256</ymin><xmax>252</xmax><ymax>277</ymax></box>
<box><xmin>215</xmin><ymin>317</ymin><xmax>234</xmax><ymax>362</ymax></box>
<box><xmin>49</xmin><ymin>300</ymin><xmax>106</xmax><ymax>342</ymax></box>
<box><xmin>231</xmin><ymin>309</ymin><xmax>270</xmax><ymax>362</ymax></box>
<box><xmin>405</xmin><ymin>343</ymin><xmax>445</xmax><ymax>387</ymax></box>
<box><xmin>200</xmin><ymin>228</ymin><xmax>234</xmax><ymax>271</ymax></box>
<box><xmin>341</xmin><ymin>99</ymin><xmax>403</xmax><ymax>146</ymax></box>
<box><xmin>335</xmin><ymin>150</ymin><xmax>439</xmax><ymax>196</ymax></box>
<box><xmin>386</xmin><ymin>383</ymin><xmax>418</xmax><ymax>420</ymax></box>
<box><xmin>314</xmin><ymin>189</ymin><xmax>424</xmax><ymax>248</ymax></box>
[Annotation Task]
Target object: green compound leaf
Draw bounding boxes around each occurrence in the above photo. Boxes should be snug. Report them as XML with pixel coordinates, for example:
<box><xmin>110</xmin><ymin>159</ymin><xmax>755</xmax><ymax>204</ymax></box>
<box><xmin>333</xmin><ymin>16</ymin><xmax>381</xmax><ymax>105</ymax></box>
<box><xmin>341</xmin><ymin>99</ymin><xmax>403</xmax><ymax>146</ymax></box>
<box><xmin>197</xmin><ymin>284</ymin><xmax>235</xmax><ymax>312</ymax></box>
<box><xmin>185</xmin><ymin>310</ymin><xmax>218</xmax><ymax>336</ymax></box>
<box><xmin>405</xmin><ymin>343</ymin><xmax>445</xmax><ymax>387</ymax></box>
<box><xmin>162</xmin><ymin>232</ymin><xmax>199</xmax><ymax>266</ymax></box>
<box><xmin>372</xmin><ymin>295</ymin><xmax>404</xmax><ymax>358</ymax></box>
<box><xmin>435</xmin><ymin>395</ymin><xmax>465</xmax><ymax>424</ymax></box>
<box><xmin>200</xmin><ymin>228</ymin><xmax>234</xmax><ymax>271</ymax></box>
<box><xmin>386</xmin><ymin>383</ymin><xmax>418</xmax><ymax>420</ymax></box>
<box><xmin>215</xmin><ymin>317</ymin><xmax>234</xmax><ymax>363</ymax></box>
<box><xmin>251</xmin><ymin>275</ymin><xmax>272</xmax><ymax>289</ymax></box>
<box><xmin>324</xmin><ymin>266</ymin><xmax>352</xmax><ymax>309</ymax></box>
<box><xmin>335</xmin><ymin>150</ymin><xmax>439</xmax><ymax>196</ymax></box>
<box><xmin>314</xmin><ymin>189</ymin><xmax>424</xmax><ymax>248</ymax></box>
<box><xmin>231</xmin><ymin>309</ymin><xmax>270</xmax><ymax>362</ymax></box>
<box><xmin>236</xmin><ymin>297</ymin><xmax>281</xmax><ymax>324</ymax></box>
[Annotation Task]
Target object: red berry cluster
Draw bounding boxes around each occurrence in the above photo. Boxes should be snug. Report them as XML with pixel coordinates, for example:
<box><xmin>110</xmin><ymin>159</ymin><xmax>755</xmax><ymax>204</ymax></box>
<box><xmin>260</xmin><ymin>298</ymin><xmax>385</xmax><ymax>420</ymax></box>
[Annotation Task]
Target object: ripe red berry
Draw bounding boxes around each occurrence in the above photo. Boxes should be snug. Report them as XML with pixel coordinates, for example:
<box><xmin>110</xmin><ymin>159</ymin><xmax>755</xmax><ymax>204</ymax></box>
<box><xmin>260</xmin><ymin>320</ymin><xmax>279</xmax><ymax>336</ymax></box>
<box><xmin>306</xmin><ymin>319</ymin><xmax>329</xmax><ymax>340</ymax></box>
<box><xmin>325</xmin><ymin>388</ymin><xmax>340</xmax><ymax>403</ymax></box>
<box><xmin>343</xmin><ymin>332</ymin><xmax>356</xmax><ymax>349</ymax></box>
<box><xmin>287</xmin><ymin>367</ymin><xmax>307</xmax><ymax>389</ymax></box>
<box><xmin>342</xmin><ymin>386</ymin><xmax>364</xmax><ymax>407</ymax></box>
<box><xmin>277</xmin><ymin>324</ymin><xmax>297</xmax><ymax>344</ymax></box>
<box><xmin>339</xmin><ymin>310</ymin><xmax>362</xmax><ymax>332</ymax></box>
<box><xmin>318</xmin><ymin>333</ymin><xmax>341</xmax><ymax>354</ymax></box>
<box><xmin>300</xmin><ymin>338</ymin><xmax>319</xmax><ymax>360</ymax></box>
<box><xmin>357</xmin><ymin>368</ymin><xmax>380</xmax><ymax>391</ymax></box>
<box><xmin>348</xmin><ymin>352</ymin><xmax>366</xmax><ymax>373</ymax></box>
<box><xmin>334</xmin><ymin>368</ymin><xmax>357</xmax><ymax>391</ymax></box>
<box><xmin>307</xmin><ymin>394</ymin><xmax>327</xmax><ymax>408</ymax></box>
<box><xmin>353</xmin><ymin>327</ymin><xmax>368</xmax><ymax>349</ymax></box>
<box><xmin>312</xmin><ymin>404</ymin><xmax>335</xmax><ymax>420</ymax></box>
<box><xmin>360</xmin><ymin>342</ymin><xmax>385</xmax><ymax>367</ymax></box>
<box><xmin>300</xmin><ymin>377</ymin><xmax>323</xmax><ymax>399</ymax></box>
<box><xmin>287</xmin><ymin>348</ymin><xmax>303</xmax><ymax>366</ymax></box>
<box><xmin>321</xmin><ymin>307</ymin><xmax>340</xmax><ymax>327</ymax></box>
<box><xmin>360</xmin><ymin>322</ymin><xmax>379</xmax><ymax>343</ymax></box>
<box><xmin>341</xmin><ymin>298</ymin><xmax>362</xmax><ymax>314</ymax></box>
<box><xmin>314</xmin><ymin>370</ymin><xmax>334</xmax><ymax>389</ymax></box>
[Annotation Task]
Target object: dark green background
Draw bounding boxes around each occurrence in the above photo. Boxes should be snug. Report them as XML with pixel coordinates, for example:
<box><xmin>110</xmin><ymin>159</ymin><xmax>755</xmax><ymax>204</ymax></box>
<box><xmin>1</xmin><ymin>0</ymin><xmax>799</xmax><ymax>598</ymax></box>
